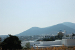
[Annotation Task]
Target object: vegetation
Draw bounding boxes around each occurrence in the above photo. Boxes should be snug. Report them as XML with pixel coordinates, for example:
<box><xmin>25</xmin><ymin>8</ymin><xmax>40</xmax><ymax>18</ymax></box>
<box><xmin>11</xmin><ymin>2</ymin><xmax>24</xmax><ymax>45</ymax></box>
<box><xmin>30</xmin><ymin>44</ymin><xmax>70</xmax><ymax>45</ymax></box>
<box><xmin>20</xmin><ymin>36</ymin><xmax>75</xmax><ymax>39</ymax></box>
<box><xmin>43</xmin><ymin>37</ymin><xmax>55</xmax><ymax>41</ymax></box>
<box><xmin>1</xmin><ymin>35</ymin><xmax>22</xmax><ymax>50</ymax></box>
<box><xmin>0</xmin><ymin>45</ymin><xmax>75</xmax><ymax>50</ymax></box>
<box><xmin>0</xmin><ymin>42</ymin><xmax>1</xmax><ymax>50</ymax></box>
<box><xmin>37</xmin><ymin>36</ymin><xmax>55</xmax><ymax>41</ymax></box>
<box><xmin>72</xmin><ymin>33</ymin><xmax>75</xmax><ymax>36</ymax></box>
<box><xmin>29</xmin><ymin>46</ymin><xmax>75</xmax><ymax>50</ymax></box>
<box><xmin>55</xmin><ymin>31</ymin><xmax>64</xmax><ymax>40</ymax></box>
<box><xmin>24</xmin><ymin>42</ymin><xmax>30</xmax><ymax>49</ymax></box>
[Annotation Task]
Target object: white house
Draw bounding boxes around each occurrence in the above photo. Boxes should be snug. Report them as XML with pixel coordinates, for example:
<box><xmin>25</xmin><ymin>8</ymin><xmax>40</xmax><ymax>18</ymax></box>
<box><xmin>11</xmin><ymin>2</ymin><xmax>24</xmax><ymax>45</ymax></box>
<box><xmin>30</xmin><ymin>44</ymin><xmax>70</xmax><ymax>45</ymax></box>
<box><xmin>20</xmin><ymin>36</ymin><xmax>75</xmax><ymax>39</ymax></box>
<box><xmin>21</xmin><ymin>31</ymin><xmax>75</xmax><ymax>48</ymax></box>
<box><xmin>62</xmin><ymin>39</ymin><xmax>75</xmax><ymax>46</ymax></box>
<box><xmin>43</xmin><ymin>35</ymin><xmax>55</xmax><ymax>39</ymax></box>
<box><xmin>33</xmin><ymin>32</ymin><xmax>75</xmax><ymax>48</ymax></box>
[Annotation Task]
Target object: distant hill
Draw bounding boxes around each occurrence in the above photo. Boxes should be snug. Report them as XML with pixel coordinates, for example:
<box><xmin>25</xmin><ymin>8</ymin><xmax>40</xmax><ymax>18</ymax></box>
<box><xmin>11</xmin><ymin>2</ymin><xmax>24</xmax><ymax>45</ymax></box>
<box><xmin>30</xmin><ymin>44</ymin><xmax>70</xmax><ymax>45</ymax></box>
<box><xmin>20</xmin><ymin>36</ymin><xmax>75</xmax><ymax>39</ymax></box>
<box><xmin>17</xmin><ymin>22</ymin><xmax>75</xmax><ymax>36</ymax></box>
<box><xmin>0</xmin><ymin>35</ymin><xmax>8</xmax><ymax>37</ymax></box>
<box><xmin>62</xmin><ymin>22</ymin><xmax>75</xmax><ymax>29</ymax></box>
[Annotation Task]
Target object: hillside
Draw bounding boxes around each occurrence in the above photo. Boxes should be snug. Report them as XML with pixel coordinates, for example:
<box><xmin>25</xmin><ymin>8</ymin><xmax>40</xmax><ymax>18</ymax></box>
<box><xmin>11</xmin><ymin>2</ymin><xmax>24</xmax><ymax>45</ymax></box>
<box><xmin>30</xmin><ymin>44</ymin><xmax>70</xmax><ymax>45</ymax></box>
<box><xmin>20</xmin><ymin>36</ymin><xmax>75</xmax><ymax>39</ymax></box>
<box><xmin>62</xmin><ymin>22</ymin><xmax>75</xmax><ymax>29</ymax></box>
<box><xmin>17</xmin><ymin>22</ymin><xmax>75</xmax><ymax>36</ymax></box>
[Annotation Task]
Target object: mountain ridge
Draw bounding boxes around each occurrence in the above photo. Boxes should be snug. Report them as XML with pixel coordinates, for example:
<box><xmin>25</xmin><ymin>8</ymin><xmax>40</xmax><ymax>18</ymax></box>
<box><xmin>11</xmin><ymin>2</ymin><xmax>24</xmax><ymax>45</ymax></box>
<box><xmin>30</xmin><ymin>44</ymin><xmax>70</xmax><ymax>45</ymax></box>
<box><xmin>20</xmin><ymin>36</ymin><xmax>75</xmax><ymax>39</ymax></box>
<box><xmin>17</xmin><ymin>22</ymin><xmax>75</xmax><ymax>36</ymax></box>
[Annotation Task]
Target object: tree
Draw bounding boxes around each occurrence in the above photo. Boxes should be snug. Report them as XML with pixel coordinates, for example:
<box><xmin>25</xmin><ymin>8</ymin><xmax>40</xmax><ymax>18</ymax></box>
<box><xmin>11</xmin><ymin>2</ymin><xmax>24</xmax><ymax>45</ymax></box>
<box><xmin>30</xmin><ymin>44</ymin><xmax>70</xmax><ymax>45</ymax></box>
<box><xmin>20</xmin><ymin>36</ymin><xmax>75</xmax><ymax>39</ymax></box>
<box><xmin>0</xmin><ymin>37</ymin><xmax>1</xmax><ymax>46</ymax></box>
<box><xmin>25</xmin><ymin>42</ymin><xmax>30</xmax><ymax>49</ymax></box>
<box><xmin>57</xmin><ymin>32</ymin><xmax>64</xmax><ymax>39</ymax></box>
<box><xmin>72</xmin><ymin>33</ymin><xmax>75</xmax><ymax>36</ymax></box>
<box><xmin>0</xmin><ymin>37</ymin><xmax>2</xmax><ymax>49</ymax></box>
<box><xmin>42</xmin><ymin>37</ymin><xmax>55</xmax><ymax>41</ymax></box>
<box><xmin>1</xmin><ymin>35</ymin><xmax>22</xmax><ymax>50</ymax></box>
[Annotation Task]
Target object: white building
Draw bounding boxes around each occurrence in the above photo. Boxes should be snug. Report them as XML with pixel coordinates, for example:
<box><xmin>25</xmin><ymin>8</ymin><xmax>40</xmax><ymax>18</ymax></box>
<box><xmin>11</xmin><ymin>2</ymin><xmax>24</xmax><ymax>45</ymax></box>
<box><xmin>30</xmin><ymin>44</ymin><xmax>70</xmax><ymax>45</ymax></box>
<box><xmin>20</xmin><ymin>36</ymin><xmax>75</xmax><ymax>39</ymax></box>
<box><xmin>44</xmin><ymin>35</ymin><xmax>55</xmax><ymax>39</ymax></box>
<box><xmin>33</xmin><ymin>32</ymin><xmax>75</xmax><ymax>48</ymax></box>
<box><xmin>21</xmin><ymin>31</ymin><xmax>75</xmax><ymax>48</ymax></box>
<box><xmin>33</xmin><ymin>40</ymin><xmax>62</xmax><ymax>48</ymax></box>
<box><xmin>63</xmin><ymin>34</ymin><xmax>75</xmax><ymax>39</ymax></box>
<box><xmin>21</xmin><ymin>41</ymin><xmax>40</xmax><ymax>48</ymax></box>
<box><xmin>62</xmin><ymin>39</ymin><xmax>75</xmax><ymax>46</ymax></box>
<box><xmin>21</xmin><ymin>39</ymin><xmax>75</xmax><ymax>48</ymax></box>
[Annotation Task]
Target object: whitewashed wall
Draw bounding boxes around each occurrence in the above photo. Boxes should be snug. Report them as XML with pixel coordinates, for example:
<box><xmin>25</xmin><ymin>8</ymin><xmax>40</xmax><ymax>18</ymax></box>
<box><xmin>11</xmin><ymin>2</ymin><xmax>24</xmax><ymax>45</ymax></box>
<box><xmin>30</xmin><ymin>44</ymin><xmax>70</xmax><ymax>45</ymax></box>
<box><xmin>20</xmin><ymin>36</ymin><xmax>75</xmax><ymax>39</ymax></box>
<box><xmin>30</xmin><ymin>41</ymin><xmax>40</xmax><ymax>46</ymax></box>
<box><xmin>62</xmin><ymin>39</ymin><xmax>67</xmax><ymax>46</ymax></box>
<box><xmin>66</xmin><ymin>39</ymin><xmax>75</xmax><ymax>46</ymax></box>
<box><xmin>42</xmin><ymin>40</ymin><xmax>62</xmax><ymax>46</ymax></box>
<box><xmin>34</xmin><ymin>40</ymin><xmax>62</xmax><ymax>46</ymax></box>
<box><xmin>22</xmin><ymin>39</ymin><xmax>75</xmax><ymax>47</ymax></box>
<box><xmin>62</xmin><ymin>39</ymin><xmax>75</xmax><ymax>46</ymax></box>
<box><xmin>21</xmin><ymin>41</ymin><xmax>40</xmax><ymax>47</ymax></box>
<box><xmin>21</xmin><ymin>41</ymin><xmax>31</xmax><ymax>47</ymax></box>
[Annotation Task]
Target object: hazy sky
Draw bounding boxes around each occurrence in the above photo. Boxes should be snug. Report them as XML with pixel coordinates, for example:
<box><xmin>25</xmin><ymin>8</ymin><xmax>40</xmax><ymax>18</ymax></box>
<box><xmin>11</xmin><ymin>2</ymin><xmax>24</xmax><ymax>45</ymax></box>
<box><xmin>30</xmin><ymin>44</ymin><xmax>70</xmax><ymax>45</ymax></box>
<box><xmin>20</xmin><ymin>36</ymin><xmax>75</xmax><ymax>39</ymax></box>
<box><xmin>0</xmin><ymin>0</ymin><xmax>75</xmax><ymax>35</ymax></box>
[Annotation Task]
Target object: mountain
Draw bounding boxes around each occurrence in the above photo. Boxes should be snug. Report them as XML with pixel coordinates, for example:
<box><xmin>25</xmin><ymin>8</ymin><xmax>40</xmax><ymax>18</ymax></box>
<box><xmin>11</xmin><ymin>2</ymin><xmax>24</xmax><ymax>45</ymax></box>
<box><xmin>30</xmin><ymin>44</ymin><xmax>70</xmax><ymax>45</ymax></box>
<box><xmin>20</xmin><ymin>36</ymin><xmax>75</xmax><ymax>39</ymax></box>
<box><xmin>17</xmin><ymin>22</ymin><xmax>75</xmax><ymax>36</ymax></box>
<box><xmin>62</xmin><ymin>22</ymin><xmax>75</xmax><ymax>29</ymax></box>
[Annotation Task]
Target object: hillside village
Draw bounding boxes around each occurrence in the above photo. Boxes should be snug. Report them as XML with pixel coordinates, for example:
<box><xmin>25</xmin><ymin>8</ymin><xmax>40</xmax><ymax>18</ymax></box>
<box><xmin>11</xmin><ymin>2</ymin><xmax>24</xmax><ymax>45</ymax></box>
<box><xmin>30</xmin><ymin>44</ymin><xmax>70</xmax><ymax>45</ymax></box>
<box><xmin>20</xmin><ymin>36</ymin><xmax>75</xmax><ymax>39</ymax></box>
<box><xmin>21</xmin><ymin>30</ymin><xmax>75</xmax><ymax>48</ymax></box>
<box><xmin>0</xmin><ymin>0</ymin><xmax>75</xmax><ymax>49</ymax></box>
<box><xmin>0</xmin><ymin>30</ymin><xmax>75</xmax><ymax>50</ymax></box>
<box><xmin>0</xmin><ymin>22</ymin><xmax>75</xmax><ymax>50</ymax></box>
<box><xmin>0</xmin><ymin>30</ymin><xmax>75</xmax><ymax>47</ymax></box>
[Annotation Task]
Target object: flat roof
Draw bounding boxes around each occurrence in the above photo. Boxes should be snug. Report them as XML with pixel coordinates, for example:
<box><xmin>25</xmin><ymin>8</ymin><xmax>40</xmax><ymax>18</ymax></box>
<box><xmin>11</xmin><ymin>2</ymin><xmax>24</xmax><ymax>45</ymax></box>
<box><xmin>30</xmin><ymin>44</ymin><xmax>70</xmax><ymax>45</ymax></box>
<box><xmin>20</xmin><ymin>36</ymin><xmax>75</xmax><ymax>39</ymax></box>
<box><xmin>51</xmin><ymin>45</ymin><xmax>62</xmax><ymax>46</ymax></box>
<box><xmin>33</xmin><ymin>45</ymin><xmax>63</xmax><ymax>47</ymax></box>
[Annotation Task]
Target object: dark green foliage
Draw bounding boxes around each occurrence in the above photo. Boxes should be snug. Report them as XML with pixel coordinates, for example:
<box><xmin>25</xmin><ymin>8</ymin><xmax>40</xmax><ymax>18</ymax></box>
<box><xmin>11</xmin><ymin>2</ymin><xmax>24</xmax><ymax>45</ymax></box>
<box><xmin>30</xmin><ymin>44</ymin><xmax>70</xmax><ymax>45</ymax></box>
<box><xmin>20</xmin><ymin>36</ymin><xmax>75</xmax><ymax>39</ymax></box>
<box><xmin>55</xmin><ymin>31</ymin><xmax>64</xmax><ymax>40</ymax></box>
<box><xmin>0</xmin><ymin>42</ymin><xmax>1</xmax><ymax>48</ymax></box>
<box><xmin>66</xmin><ymin>35</ymin><xmax>69</xmax><ymax>37</ymax></box>
<box><xmin>43</xmin><ymin>37</ymin><xmax>55</xmax><ymax>41</ymax></box>
<box><xmin>72</xmin><ymin>33</ymin><xmax>75</xmax><ymax>36</ymax></box>
<box><xmin>1</xmin><ymin>35</ymin><xmax>22</xmax><ymax>50</ymax></box>
<box><xmin>37</xmin><ymin>37</ymin><xmax>55</xmax><ymax>41</ymax></box>
<box><xmin>25</xmin><ymin>42</ymin><xmax>30</xmax><ymax>49</ymax></box>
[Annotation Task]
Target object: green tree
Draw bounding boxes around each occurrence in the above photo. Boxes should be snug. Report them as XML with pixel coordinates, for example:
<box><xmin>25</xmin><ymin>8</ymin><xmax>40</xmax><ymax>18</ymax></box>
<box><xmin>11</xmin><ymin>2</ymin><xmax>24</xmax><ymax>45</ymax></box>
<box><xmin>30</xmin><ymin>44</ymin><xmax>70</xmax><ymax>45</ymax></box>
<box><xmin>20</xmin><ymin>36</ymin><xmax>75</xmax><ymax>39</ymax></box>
<box><xmin>25</xmin><ymin>42</ymin><xmax>30</xmax><ymax>49</ymax></box>
<box><xmin>1</xmin><ymin>35</ymin><xmax>22</xmax><ymax>50</ymax></box>
<box><xmin>0</xmin><ymin>37</ymin><xmax>1</xmax><ymax>46</ymax></box>
<box><xmin>57</xmin><ymin>32</ymin><xmax>64</xmax><ymax>39</ymax></box>
<box><xmin>72</xmin><ymin>33</ymin><xmax>75</xmax><ymax>36</ymax></box>
<box><xmin>42</xmin><ymin>37</ymin><xmax>55</xmax><ymax>41</ymax></box>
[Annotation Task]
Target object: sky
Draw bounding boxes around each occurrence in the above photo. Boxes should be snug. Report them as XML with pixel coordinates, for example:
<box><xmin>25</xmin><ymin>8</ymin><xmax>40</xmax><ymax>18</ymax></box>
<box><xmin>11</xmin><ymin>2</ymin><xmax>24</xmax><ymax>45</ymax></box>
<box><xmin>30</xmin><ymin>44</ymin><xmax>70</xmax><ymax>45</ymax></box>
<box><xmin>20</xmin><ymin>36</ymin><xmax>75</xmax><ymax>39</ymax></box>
<box><xmin>0</xmin><ymin>0</ymin><xmax>75</xmax><ymax>35</ymax></box>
